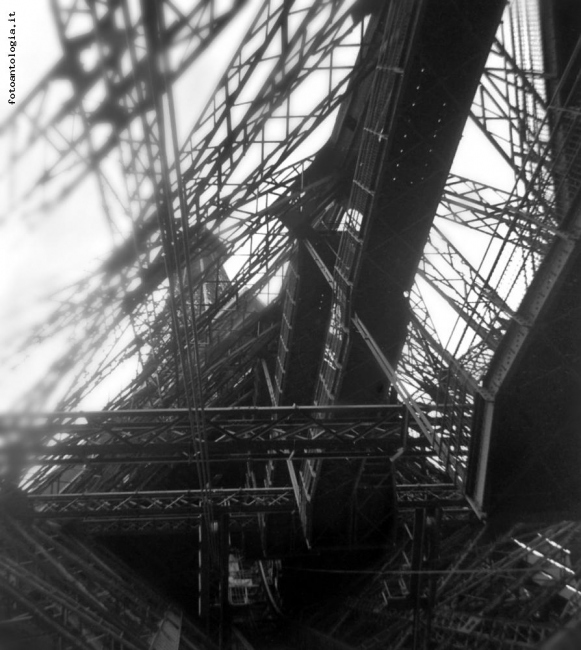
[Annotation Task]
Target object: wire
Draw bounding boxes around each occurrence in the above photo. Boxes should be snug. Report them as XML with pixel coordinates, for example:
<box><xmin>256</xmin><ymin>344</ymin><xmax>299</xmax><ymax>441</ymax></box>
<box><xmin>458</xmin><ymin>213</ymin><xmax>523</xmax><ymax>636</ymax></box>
<box><xmin>283</xmin><ymin>566</ymin><xmax>576</xmax><ymax>576</ymax></box>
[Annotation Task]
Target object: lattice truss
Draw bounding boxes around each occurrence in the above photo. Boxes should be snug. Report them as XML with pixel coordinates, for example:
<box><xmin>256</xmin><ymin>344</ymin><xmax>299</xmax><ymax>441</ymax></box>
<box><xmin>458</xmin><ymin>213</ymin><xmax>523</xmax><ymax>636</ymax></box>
<box><xmin>0</xmin><ymin>1</ymin><xmax>390</xmax><ymax>595</ymax></box>
<box><xmin>430</xmin><ymin>522</ymin><xmax>581</xmax><ymax>649</ymax></box>
<box><xmin>300</xmin><ymin>519</ymin><xmax>581</xmax><ymax>650</ymax></box>
<box><xmin>2</xmin><ymin>1</ymin><xmax>579</xmax><ymax>484</ymax></box>
<box><xmin>0</xmin><ymin>405</ymin><xmax>406</xmax><ymax>535</ymax></box>
<box><xmin>249</xmin><ymin>0</ymin><xmax>581</xmax><ymax>524</ymax></box>
<box><xmin>5</xmin><ymin>0</ymin><xmax>574</xmax><ymax>496</ymax></box>
<box><xmin>391</xmin><ymin>0</ymin><xmax>581</xmax><ymax>487</ymax></box>
<box><xmin>0</xmin><ymin>513</ymin><xmax>215</xmax><ymax>650</ymax></box>
<box><xmin>1</xmin><ymin>1</ymin><xmax>581</xmax><ymax>647</ymax></box>
<box><xmin>0</xmin><ymin>0</ymin><xmax>578</xmax><ymax>515</ymax></box>
<box><xmin>0</xmin><ymin>0</ymin><xmax>369</xmax><ymax>415</ymax></box>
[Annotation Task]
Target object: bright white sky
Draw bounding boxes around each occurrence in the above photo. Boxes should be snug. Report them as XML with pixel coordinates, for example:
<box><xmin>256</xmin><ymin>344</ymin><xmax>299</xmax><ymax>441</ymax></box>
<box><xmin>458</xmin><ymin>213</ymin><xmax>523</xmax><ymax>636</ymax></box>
<box><xmin>1</xmin><ymin>4</ymin><xmax>107</xmax><ymax>341</ymax></box>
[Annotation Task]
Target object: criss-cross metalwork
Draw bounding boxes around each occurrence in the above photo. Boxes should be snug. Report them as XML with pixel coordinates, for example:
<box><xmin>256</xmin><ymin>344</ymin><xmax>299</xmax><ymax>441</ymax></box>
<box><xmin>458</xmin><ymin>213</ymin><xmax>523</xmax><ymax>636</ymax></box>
<box><xmin>2</xmin><ymin>0</ymin><xmax>581</xmax><ymax>648</ymax></box>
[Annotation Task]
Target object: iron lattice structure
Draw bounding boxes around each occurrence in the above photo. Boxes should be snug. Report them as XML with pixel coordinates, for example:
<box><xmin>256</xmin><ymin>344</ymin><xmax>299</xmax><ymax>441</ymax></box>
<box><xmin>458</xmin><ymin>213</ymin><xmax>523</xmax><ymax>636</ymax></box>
<box><xmin>0</xmin><ymin>513</ymin><xmax>217</xmax><ymax>650</ymax></box>
<box><xmin>2</xmin><ymin>0</ymin><xmax>581</xmax><ymax>648</ymax></box>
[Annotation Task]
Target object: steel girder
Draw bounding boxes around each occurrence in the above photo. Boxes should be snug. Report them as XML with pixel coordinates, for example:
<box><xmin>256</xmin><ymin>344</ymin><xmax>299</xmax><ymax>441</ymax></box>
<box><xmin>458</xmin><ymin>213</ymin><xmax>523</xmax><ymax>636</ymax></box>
<box><xmin>440</xmin><ymin>175</ymin><xmax>556</xmax><ymax>253</ymax></box>
<box><xmin>371</xmin><ymin>5</ymin><xmax>581</xmax><ymax>506</ymax></box>
<box><xmin>470</xmin><ymin>2</ymin><xmax>549</xmax><ymax>183</ymax></box>
<box><xmin>2</xmin><ymin>404</ymin><xmax>406</xmax><ymax>454</ymax></box>
<box><xmin>299</xmin><ymin>239</ymin><xmax>479</xmax><ymax>495</ymax></box>
<box><xmin>273</xmin><ymin>2</ymin><xmax>425</xmax><ymax>541</ymax></box>
<box><xmin>0</xmin><ymin>404</ymin><xmax>461</xmax><ymax>543</ymax></box>
<box><xmin>313</xmin><ymin>0</ymin><xmax>424</xmax><ymax>407</ymax></box>
<box><xmin>297</xmin><ymin>520</ymin><xmax>581</xmax><ymax>650</ymax></box>
<box><xmin>1</xmin><ymin>0</ymin><xmax>247</xmax><ymax>221</ymax></box>
<box><xmin>24</xmin><ymin>487</ymin><xmax>295</xmax><ymax>521</ymax></box>
<box><xmin>11</xmin><ymin>441</ymin><xmax>408</xmax><ymax>466</ymax></box>
<box><xmin>3</xmin><ymin>0</ymin><xmax>368</xmax><ymax>414</ymax></box>
<box><xmin>0</xmin><ymin>515</ymin><xmax>217</xmax><ymax>650</ymax></box>
<box><xmin>429</xmin><ymin>522</ymin><xmax>581</xmax><ymax>650</ymax></box>
<box><xmin>296</xmin><ymin>512</ymin><xmax>476</xmax><ymax>649</ymax></box>
<box><xmin>2</xmin><ymin>405</ymin><xmax>410</xmax><ymax>536</ymax></box>
<box><xmin>3</xmin><ymin>1</ymin><xmax>581</xmax><ymax>647</ymax></box>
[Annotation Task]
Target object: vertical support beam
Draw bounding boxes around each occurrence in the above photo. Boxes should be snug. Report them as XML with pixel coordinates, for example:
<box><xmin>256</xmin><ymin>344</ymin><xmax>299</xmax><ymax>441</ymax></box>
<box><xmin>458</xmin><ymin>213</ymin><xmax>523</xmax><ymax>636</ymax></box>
<box><xmin>467</xmin><ymin>398</ymin><xmax>495</xmax><ymax>517</ymax></box>
<box><xmin>198</xmin><ymin>524</ymin><xmax>210</xmax><ymax>620</ymax></box>
<box><xmin>287</xmin><ymin>457</ymin><xmax>312</xmax><ymax>549</ymax></box>
<box><xmin>410</xmin><ymin>508</ymin><xmax>426</xmax><ymax>650</ymax></box>
<box><xmin>219</xmin><ymin>514</ymin><xmax>231</xmax><ymax>650</ymax></box>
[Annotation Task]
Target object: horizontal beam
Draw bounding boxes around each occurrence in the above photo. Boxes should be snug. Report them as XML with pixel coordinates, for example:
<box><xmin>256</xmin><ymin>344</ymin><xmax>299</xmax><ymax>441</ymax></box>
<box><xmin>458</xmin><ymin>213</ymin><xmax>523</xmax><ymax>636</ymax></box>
<box><xmin>22</xmin><ymin>439</ymin><xmax>430</xmax><ymax>466</ymax></box>
<box><xmin>22</xmin><ymin>488</ymin><xmax>295</xmax><ymax>522</ymax></box>
<box><xmin>54</xmin><ymin>517</ymin><xmax>261</xmax><ymax>537</ymax></box>
<box><xmin>1</xmin><ymin>404</ymin><xmax>407</xmax><ymax>421</ymax></box>
<box><xmin>0</xmin><ymin>405</ymin><xmax>411</xmax><ymax>459</ymax></box>
<box><xmin>396</xmin><ymin>482</ymin><xmax>467</xmax><ymax>511</ymax></box>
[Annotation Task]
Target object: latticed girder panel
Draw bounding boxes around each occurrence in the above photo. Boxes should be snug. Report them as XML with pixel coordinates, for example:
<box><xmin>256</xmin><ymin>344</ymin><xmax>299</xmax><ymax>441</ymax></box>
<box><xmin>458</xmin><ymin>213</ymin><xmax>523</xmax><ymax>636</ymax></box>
<box><xmin>313</xmin><ymin>0</ymin><xmax>423</xmax><ymax>408</ymax></box>
<box><xmin>1</xmin><ymin>0</ymin><xmax>246</xmax><ymax>221</ymax></box>
<box><xmin>429</xmin><ymin>522</ymin><xmax>581</xmax><ymax>649</ymax></box>
<box><xmin>25</xmin><ymin>486</ymin><xmax>296</xmax><ymax>521</ymax></box>
<box><xmin>431</xmin><ymin>611</ymin><xmax>553</xmax><ymax>649</ymax></box>
<box><xmin>2</xmin><ymin>0</ymin><xmax>373</xmax><ymax>416</ymax></box>
<box><xmin>0</xmin><ymin>514</ymin><xmax>216</xmax><ymax>650</ymax></box>
<box><xmin>1</xmin><ymin>405</ymin><xmax>408</xmax><ymax>497</ymax></box>
<box><xmin>385</xmin><ymin>0</ymin><xmax>581</xmax><ymax>502</ymax></box>
<box><xmin>1</xmin><ymin>405</ymin><xmax>407</xmax><ymax>449</ymax></box>
<box><xmin>298</xmin><ymin>520</ymin><xmax>581</xmax><ymax>650</ymax></box>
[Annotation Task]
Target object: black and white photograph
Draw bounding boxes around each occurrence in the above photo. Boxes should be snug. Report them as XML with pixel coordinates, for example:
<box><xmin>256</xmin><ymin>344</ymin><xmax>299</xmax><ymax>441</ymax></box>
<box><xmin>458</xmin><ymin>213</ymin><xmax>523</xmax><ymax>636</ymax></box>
<box><xmin>1</xmin><ymin>1</ymin><xmax>581</xmax><ymax>648</ymax></box>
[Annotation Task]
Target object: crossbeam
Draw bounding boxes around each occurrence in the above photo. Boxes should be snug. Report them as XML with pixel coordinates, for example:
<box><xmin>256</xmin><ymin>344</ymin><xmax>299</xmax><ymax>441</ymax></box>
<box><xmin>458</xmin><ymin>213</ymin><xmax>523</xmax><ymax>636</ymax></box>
<box><xmin>22</xmin><ymin>487</ymin><xmax>295</xmax><ymax>521</ymax></box>
<box><xmin>0</xmin><ymin>405</ymin><xmax>406</xmax><ymax>451</ymax></box>
<box><xmin>13</xmin><ymin>440</ymin><xmax>419</xmax><ymax>466</ymax></box>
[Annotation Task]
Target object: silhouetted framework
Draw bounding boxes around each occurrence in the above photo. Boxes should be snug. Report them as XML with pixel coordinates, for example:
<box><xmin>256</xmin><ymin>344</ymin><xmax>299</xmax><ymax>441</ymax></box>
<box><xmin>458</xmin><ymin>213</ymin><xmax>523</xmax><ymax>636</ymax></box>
<box><xmin>2</xmin><ymin>0</ymin><xmax>581</xmax><ymax>648</ymax></box>
<box><xmin>295</xmin><ymin>519</ymin><xmax>581</xmax><ymax>649</ymax></box>
<box><xmin>0</xmin><ymin>514</ymin><xmax>217</xmax><ymax>649</ymax></box>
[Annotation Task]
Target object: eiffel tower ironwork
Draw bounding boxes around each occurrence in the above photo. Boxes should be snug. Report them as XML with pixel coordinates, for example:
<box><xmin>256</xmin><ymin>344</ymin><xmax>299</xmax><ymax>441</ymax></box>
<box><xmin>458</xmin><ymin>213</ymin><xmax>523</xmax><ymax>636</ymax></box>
<box><xmin>2</xmin><ymin>0</ymin><xmax>581</xmax><ymax>648</ymax></box>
